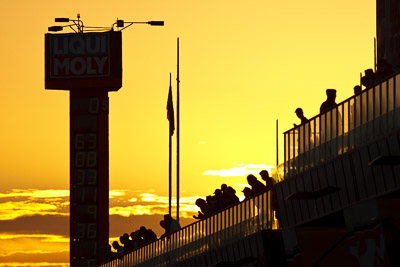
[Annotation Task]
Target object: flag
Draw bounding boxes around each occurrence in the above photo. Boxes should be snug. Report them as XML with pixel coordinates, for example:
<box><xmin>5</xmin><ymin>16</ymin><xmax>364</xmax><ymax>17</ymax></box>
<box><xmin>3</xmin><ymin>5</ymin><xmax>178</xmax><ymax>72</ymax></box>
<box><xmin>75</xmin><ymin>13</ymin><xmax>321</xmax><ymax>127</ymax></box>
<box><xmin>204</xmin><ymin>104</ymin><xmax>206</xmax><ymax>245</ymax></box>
<box><xmin>167</xmin><ymin>74</ymin><xmax>175</xmax><ymax>136</ymax></box>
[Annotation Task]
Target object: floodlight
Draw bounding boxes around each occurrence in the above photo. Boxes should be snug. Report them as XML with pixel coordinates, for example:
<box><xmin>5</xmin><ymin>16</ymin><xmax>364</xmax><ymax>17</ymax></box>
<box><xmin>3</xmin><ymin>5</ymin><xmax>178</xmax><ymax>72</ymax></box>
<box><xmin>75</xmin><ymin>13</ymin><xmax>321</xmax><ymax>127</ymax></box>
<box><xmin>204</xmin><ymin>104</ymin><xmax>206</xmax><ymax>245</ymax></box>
<box><xmin>48</xmin><ymin>26</ymin><xmax>63</xmax><ymax>32</ymax></box>
<box><xmin>55</xmin><ymin>18</ymin><xmax>70</xmax><ymax>22</ymax></box>
<box><xmin>148</xmin><ymin>21</ymin><xmax>164</xmax><ymax>26</ymax></box>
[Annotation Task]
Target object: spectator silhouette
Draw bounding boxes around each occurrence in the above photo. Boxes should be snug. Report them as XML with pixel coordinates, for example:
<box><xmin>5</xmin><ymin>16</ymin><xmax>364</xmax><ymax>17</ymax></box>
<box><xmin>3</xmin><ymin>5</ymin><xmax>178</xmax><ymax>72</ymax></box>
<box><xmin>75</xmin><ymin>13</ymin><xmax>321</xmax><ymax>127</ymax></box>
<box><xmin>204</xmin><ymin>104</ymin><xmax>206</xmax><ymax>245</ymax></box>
<box><xmin>206</xmin><ymin>195</ymin><xmax>217</xmax><ymax>213</ymax></box>
<box><xmin>320</xmin><ymin>89</ymin><xmax>337</xmax><ymax>114</ymax></box>
<box><xmin>112</xmin><ymin>241</ymin><xmax>124</xmax><ymax>258</ymax></box>
<box><xmin>160</xmin><ymin>220</ymin><xmax>169</xmax><ymax>239</ymax></box>
<box><xmin>130</xmin><ymin>231</ymin><xmax>142</xmax><ymax>249</ymax></box>
<box><xmin>350</xmin><ymin>85</ymin><xmax>362</xmax><ymax>138</ymax></box>
<box><xmin>242</xmin><ymin>187</ymin><xmax>252</xmax><ymax>200</ymax></box>
<box><xmin>293</xmin><ymin>108</ymin><xmax>308</xmax><ymax>127</ymax></box>
<box><xmin>120</xmin><ymin>233</ymin><xmax>133</xmax><ymax>252</ymax></box>
<box><xmin>213</xmin><ymin>189</ymin><xmax>224</xmax><ymax>211</ymax></box>
<box><xmin>160</xmin><ymin>214</ymin><xmax>181</xmax><ymax>238</ymax></box>
<box><xmin>193</xmin><ymin>198</ymin><xmax>212</xmax><ymax>219</ymax></box>
<box><xmin>144</xmin><ymin>229</ymin><xmax>157</xmax><ymax>243</ymax></box>
<box><xmin>247</xmin><ymin>174</ymin><xmax>266</xmax><ymax>196</ymax></box>
<box><xmin>353</xmin><ymin>85</ymin><xmax>362</xmax><ymax>95</ymax></box>
<box><xmin>100</xmin><ymin>244</ymin><xmax>115</xmax><ymax>262</ymax></box>
<box><xmin>361</xmin><ymin>68</ymin><xmax>375</xmax><ymax>88</ymax></box>
<box><xmin>259</xmin><ymin>170</ymin><xmax>274</xmax><ymax>189</ymax></box>
<box><xmin>221</xmin><ymin>184</ymin><xmax>239</xmax><ymax>207</ymax></box>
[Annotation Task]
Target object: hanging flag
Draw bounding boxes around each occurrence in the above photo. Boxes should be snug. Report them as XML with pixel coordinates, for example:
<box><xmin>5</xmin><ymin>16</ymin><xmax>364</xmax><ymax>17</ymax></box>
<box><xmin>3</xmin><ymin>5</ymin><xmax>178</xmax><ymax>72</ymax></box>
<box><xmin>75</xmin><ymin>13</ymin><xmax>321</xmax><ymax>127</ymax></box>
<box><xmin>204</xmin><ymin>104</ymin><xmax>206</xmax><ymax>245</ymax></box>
<box><xmin>167</xmin><ymin>73</ymin><xmax>175</xmax><ymax>136</ymax></box>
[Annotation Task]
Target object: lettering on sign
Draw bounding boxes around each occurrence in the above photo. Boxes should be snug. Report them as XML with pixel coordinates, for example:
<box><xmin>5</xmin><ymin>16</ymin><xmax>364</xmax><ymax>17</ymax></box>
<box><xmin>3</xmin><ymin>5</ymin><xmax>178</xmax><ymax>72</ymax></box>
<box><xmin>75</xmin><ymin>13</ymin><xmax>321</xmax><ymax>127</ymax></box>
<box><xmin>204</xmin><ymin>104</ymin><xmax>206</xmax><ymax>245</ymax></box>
<box><xmin>49</xmin><ymin>33</ymin><xmax>110</xmax><ymax>78</ymax></box>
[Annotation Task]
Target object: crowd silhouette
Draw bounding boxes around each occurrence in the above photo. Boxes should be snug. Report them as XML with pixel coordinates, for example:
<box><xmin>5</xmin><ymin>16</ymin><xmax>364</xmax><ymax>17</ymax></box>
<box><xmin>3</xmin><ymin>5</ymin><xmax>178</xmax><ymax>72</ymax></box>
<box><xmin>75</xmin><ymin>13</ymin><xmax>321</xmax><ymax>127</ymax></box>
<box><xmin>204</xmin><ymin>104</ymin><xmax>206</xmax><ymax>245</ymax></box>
<box><xmin>102</xmin><ymin>215</ymin><xmax>180</xmax><ymax>263</ymax></box>
<box><xmin>193</xmin><ymin>170</ymin><xmax>276</xmax><ymax>221</ymax></box>
<box><xmin>102</xmin><ymin>170</ymin><xmax>279</xmax><ymax>263</ymax></box>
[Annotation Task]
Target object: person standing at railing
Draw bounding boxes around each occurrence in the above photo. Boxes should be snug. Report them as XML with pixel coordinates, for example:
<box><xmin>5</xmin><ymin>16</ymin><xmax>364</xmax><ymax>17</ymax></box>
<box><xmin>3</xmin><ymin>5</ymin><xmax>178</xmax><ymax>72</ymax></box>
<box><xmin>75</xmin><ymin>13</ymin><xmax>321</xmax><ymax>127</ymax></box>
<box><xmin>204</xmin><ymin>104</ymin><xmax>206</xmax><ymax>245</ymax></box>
<box><xmin>320</xmin><ymin>89</ymin><xmax>337</xmax><ymax>114</ymax></box>
<box><xmin>319</xmin><ymin>89</ymin><xmax>342</xmax><ymax>157</ymax></box>
<box><xmin>160</xmin><ymin>214</ymin><xmax>181</xmax><ymax>238</ymax></box>
<box><xmin>260</xmin><ymin>169</ymin><xmax>280</xmax><ymax>226</ymax></box>
<box><xmin>350</xmin><ymin>85</ymin><xmax>362</xmax><ymax>147</ymax></box>
<box><xmin>293</xmin><ymin>108</ymin><xmax>312</xmax><ymax>159</ymax></box>
<box><xmin>112</xmin><ymin>240</ymin><xmax>124</xmax><ymax>259</ymax></box>
<box><xmin>220</xmin><ymin>184</ymin><xmax>240</xmax><ymax>207</ymax></box>
<box><xmin>241</xmin><ymin>187</ymin><xmax>252</xmax><ymax>200</ymax></box>
<box><xmin>259</xmin><ymin>170</ymin><xmax>274</xmax><ymax>188</ymax></box>
<box><xmin>293</xmin><ymin>108</ymin><xmax>309</xmax><ymax>127</ymax></box>
<box><xmin>247</xmin><ymin>174</ymin><xmax>266</xmax><ymax>196</ymax></box>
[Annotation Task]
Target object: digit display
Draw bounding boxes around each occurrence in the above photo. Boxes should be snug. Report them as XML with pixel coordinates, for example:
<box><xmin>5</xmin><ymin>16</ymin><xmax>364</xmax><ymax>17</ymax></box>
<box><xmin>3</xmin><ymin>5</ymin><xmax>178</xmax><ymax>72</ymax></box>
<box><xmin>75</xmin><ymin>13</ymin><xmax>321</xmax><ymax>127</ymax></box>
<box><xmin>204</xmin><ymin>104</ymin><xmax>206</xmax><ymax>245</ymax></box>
<box><xmin>70</xmin><ymin>91</ymin><xmax>109</xmax><ymax>266</ymax></box>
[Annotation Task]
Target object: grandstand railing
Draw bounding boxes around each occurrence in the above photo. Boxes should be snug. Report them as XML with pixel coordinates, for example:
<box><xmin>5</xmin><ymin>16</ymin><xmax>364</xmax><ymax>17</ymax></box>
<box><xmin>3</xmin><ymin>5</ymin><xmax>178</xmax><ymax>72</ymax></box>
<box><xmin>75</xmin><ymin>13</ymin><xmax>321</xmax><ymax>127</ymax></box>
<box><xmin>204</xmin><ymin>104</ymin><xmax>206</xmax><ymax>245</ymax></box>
<box><xmin>284</xmin><ymin>72</ymin><xmax>400</xmax><ymax>178</ymax></box>
<box><xmin>99</xmin><ymin>190</ymin><xmax>278</xmax><ymax>267</ymax></box>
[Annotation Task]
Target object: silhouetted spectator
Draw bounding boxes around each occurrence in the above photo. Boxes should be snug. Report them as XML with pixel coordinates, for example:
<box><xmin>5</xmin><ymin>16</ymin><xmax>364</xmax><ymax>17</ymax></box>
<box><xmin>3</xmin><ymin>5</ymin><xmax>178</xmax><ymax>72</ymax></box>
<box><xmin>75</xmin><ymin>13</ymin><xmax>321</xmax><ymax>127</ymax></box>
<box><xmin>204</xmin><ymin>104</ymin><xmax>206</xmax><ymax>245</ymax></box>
<box><xmin>130</xmin><ymin>231</ymin><xmax>142</xmax><ymax>249</ymax></box>
<box><xmin>213</xmin><ymin>189</ymin><xmax>224</xmax><ymax>211</ymax></box>
<box><xmin>221</xmin><ymin>184</ymin><xmax>239</xmax><ymax>206</ymax></box>
<box><xmin>259</xmin><ymin>170</ymin><xmax>274</xmax><ymax>189</ymax></box>
<box><xmin>361</xmin><ymin>68</ymin><xmax>376</xmax><ymax>88</ymax></box>
<box><xmin>320</xmin><ymin>89</ymin><xmax>337</xmax><ymax>114</ymax></box>
<box><xmin>247</xmin><ymin>174</ymin><xmax>266</xmax><ymax>196</ymax></box>
<box><xmin>120</xmin><ymin>233</ymin><xmax>133</xmax><ymax>252</ymax></box>
<box><xmin>144</xmin><ymin>229</ymin><xmax>157</xmax><ymax>243</ymax></box>
<box><xmin>160</xmin><ymin>220</ymin><xmax>169</xmax><ymax>239</ymax></box>
<box><xmin>293</xmin><ymin>108</ymin><xmax>309</xmax><ymax>127</ymax></box>
<box><xmin>206</xmin><ymin>195</ymin><xmax>217</xmax><ymax>213</ymax></box>
<box><xmin>100</xmin><ymin>244</ymin><xmax>115</xmax><ymax>262</ymax></box>
<box><xmin>164</xmin><ymin>214</ymin><xmax>181</xmax><ymax>233</ymax></box>
<box><xmin>242</xmin><ymin>187</ymin><xmax>251</xmax><ymax>200</ymax></box>
<box><xmin>353</xmin><ymin>85</ymin><xmax>362</xmax><ymax>95</ymax></box>
<box><xmin>160</xmin><ymin>214</ymin><xmax>181</xmax><ymax>238</ymax></box>
<box><xmin>193</xmin><ymin>198</ymin><xmax>212</xmax><ymax>219</ymax></box>
<box><xmin>112</xmin><ymin>241</ymin><xmax>124</xmax><ymax>258</ymax></box>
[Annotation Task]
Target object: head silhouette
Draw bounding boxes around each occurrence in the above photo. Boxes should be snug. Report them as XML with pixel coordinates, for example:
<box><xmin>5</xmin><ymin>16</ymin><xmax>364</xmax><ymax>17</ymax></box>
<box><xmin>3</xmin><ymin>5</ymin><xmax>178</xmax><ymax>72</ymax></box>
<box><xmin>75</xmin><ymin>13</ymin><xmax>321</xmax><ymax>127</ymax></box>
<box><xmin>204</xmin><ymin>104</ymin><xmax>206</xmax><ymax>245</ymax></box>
<box><xmin>259</xmin><ymin>170</ymin><xmax>270</xmax><ymax>180</ymax></box>
<box><xmin>295</xmin><ymin>108</ymin><xmax>303</xmax><ymax>118</ymax></box>
<box><xmin>353</xmin><ymin>85</ymin><xmax>361</xmax><ymax>95</ymax></box>
<box><xmin>326</xmin><ymin>89</ymin><xmax>336</xmax><ymax>101</ymax></box>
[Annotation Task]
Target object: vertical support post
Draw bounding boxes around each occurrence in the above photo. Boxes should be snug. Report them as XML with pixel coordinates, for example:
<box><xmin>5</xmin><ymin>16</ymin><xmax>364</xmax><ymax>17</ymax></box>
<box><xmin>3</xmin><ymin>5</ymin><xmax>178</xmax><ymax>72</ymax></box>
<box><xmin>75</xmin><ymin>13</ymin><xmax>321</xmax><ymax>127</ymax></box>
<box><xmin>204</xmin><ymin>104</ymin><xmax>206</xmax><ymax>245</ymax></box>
<box><xmin>176</xmin><ymin>38</ymin><xmax>180</xmax><ymax>222</ymax></box>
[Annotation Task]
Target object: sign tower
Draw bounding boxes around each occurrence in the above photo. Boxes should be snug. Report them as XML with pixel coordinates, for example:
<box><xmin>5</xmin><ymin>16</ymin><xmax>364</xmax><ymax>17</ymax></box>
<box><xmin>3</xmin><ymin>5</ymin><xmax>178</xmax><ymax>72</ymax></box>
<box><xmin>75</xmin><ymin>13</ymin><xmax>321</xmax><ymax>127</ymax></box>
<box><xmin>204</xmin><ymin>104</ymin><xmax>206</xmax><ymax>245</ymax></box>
<box><xmin>45</xmin><ymin>16</ymin><xmax>122</xmax><ymax>267</ymax></box>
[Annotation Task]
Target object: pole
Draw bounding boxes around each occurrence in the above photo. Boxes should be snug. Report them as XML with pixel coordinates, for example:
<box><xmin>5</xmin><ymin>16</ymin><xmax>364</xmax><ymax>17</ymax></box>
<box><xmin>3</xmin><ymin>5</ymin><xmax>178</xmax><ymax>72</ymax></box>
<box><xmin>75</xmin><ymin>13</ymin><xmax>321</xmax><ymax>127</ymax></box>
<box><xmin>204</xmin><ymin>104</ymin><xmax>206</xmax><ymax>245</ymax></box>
<box><xmin>374</xmin><ymin>37</ymin><xmax>377</xmax><ymax>72</ymax></box>
<box><xmin>176</xmin><ymin>38</ymin><xmax>180</xmax><ymax>222</ymax></box>
<box><xmin>168</xmin><ymin>73</ymin><xmax>172</xmax><ymax>217</ymax></box>
<box><xmin>276</xmin><ymin>119</ymin><xmax>279</xmax><ymax>167</ymax></box>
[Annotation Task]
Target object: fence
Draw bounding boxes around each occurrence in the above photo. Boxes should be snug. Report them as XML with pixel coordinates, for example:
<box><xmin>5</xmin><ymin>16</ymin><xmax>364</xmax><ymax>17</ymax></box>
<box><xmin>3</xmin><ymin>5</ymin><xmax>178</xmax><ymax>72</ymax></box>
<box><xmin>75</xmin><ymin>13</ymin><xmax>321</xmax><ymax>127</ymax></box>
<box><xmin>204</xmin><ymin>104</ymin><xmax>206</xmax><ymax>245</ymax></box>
<box><xmin>284</xmin><ymin>72</ymin><xmax>400</xmax><ymax>178</ymax></box>
<box><xmin>100</xmin><ymin>190</ymin><xmax>277</xmax><ymax>267</ymax></box>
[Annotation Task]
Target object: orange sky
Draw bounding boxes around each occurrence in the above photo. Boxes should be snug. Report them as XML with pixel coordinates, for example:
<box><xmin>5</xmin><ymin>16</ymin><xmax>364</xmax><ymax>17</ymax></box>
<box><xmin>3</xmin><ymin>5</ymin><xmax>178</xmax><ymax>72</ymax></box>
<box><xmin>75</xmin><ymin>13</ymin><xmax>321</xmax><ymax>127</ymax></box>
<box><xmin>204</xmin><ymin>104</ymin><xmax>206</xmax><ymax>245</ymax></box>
<box><xmin>0</xmin><ymin>0</ymin><xmax>375</xmax><ymax>266</ymax></box>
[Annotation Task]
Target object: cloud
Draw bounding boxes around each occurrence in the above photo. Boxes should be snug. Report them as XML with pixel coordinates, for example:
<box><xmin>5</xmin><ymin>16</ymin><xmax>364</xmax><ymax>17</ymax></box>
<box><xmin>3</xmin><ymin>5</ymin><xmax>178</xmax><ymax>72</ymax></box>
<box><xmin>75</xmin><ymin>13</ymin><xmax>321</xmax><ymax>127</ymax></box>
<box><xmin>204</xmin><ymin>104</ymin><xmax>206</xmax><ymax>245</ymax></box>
<box><xmin>110</xmin><ymin>192</ymin><xmax>202</xmax><ymax>218</ymax></box>
<box><xmin>0</xmin><ymin>189</ymin><xmax>201</xmax><ymax>266</ymax></box>
<box><xmin>203</xmin><ymin>163</ymin><xmax>274</xmax><ymax>177</ymax></box>
<box><xmin>0</xmin><ymin>189</ymin><xmax>69</xmax><ymax>199</ymax></box>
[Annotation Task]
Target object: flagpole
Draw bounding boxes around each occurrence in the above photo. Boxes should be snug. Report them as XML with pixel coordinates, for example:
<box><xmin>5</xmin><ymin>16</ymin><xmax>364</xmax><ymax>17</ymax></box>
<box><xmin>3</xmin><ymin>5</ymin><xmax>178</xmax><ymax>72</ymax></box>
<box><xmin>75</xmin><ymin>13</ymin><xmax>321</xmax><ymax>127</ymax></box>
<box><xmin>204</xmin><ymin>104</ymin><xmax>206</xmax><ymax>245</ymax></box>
<box><xmin>168</xmin><ymin>73</ymin><xmax>172</xmax><ymax>217</ymax></box>
<box><xmin>176</xmin><ymin>37</ymin><xmax>180</xmax><ymax>222</ymax></box>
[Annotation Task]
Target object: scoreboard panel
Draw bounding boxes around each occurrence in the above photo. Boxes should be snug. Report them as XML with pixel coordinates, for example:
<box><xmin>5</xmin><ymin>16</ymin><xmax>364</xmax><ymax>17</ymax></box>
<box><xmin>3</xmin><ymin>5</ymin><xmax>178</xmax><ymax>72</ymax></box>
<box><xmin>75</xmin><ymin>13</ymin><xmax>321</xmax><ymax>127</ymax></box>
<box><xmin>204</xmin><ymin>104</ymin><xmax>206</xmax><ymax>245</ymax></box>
<box><xmin>70</xmin><ymin>90</ymin><xmax>109</xmax><ymax>266</ymax></box>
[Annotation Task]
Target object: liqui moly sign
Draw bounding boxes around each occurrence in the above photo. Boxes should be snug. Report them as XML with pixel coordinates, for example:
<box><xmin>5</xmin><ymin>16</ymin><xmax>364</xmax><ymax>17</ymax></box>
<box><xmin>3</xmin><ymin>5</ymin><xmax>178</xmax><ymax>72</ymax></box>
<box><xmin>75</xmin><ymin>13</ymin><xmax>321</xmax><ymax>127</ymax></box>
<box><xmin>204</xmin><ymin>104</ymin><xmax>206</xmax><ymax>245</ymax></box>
<box><xmin>45</xmin><ymin>31</ymin><xmax>122</xmax><ymax>91</ymax></box>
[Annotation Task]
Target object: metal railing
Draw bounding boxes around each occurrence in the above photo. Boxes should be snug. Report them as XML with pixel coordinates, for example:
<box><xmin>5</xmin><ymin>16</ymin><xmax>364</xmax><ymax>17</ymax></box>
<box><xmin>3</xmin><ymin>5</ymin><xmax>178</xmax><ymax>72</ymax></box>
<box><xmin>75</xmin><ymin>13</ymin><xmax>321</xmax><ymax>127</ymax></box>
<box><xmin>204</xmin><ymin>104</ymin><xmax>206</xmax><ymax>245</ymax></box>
<box><xmin>284</xmin><ymin>72</ymin><xmax>400</xmax><ymax>178</ymax></box>
<box><xmin>100</xmin><ymin>190</ymin><xmax>278</xmax><ymax>267</ymax></box>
